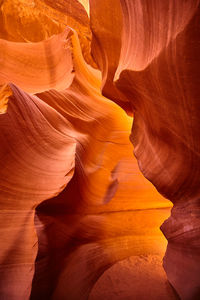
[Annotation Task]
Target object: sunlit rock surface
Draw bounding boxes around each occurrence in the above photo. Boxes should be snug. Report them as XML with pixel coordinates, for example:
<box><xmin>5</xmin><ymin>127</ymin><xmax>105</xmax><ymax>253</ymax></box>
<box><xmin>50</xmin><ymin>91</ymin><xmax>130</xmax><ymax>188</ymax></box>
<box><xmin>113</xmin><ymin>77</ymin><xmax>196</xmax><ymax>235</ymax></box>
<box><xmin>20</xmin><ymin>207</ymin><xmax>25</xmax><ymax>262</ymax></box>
<box><xmin>0</xmin><ymin>1</ymin><xmax>199</xmax><ymax>300</ymax></box>
<box><xmin>90</xmin><ymin>1</ymin><xmax>200</xmax><ymax>299</ymax></box>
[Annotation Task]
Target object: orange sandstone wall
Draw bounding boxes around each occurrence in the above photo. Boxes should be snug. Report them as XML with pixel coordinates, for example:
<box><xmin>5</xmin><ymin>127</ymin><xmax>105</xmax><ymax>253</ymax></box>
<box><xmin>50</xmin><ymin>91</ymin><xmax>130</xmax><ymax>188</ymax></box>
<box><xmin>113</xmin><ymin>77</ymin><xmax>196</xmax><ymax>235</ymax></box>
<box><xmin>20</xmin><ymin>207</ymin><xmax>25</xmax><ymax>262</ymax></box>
<box><xmin>0</xmin><ymin>1</ymin><xmax>199</xmax><ymax>299</ymax></box>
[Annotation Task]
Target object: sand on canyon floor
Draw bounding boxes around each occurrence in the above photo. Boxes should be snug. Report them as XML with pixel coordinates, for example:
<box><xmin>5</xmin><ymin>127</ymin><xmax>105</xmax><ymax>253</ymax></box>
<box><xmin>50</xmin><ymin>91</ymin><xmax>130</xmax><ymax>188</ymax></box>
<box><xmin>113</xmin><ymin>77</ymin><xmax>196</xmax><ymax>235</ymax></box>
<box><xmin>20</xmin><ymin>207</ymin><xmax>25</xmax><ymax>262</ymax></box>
<box><xmin>89</xmin><ymin>255</ymin><xmax>180</xmax><ymax>300</ymax></box>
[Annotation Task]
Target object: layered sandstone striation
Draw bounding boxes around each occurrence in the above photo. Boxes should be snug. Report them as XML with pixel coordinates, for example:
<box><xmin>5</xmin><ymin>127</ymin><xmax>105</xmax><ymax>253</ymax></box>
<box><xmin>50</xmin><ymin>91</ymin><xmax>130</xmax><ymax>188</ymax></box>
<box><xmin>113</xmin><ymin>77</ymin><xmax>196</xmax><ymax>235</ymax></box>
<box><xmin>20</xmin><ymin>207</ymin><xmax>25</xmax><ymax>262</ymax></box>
<box><xmin>90</xmin><ymin>1</ymin><xmax>200</xmax><ymax>299</ymax></box>
<box><xmin>0</xmin><ymin>1</ymin><xmax>199</xmax><ymax>300</ymax></box>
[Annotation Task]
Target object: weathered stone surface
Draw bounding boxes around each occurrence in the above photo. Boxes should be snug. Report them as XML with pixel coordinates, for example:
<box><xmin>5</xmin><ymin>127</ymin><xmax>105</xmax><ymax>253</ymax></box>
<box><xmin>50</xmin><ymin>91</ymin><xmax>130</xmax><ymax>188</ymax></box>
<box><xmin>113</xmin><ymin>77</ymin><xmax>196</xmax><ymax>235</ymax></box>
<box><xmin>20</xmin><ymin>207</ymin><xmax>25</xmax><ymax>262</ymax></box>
<box><xmin>1</xmin><ymin>1</ymin><xmax>199</xmax><ymax>299</ymax></box>
<box><xmin>90</xmin><ymin>1</ymin><xmax>200</xmax><ymax>298</ymax></box>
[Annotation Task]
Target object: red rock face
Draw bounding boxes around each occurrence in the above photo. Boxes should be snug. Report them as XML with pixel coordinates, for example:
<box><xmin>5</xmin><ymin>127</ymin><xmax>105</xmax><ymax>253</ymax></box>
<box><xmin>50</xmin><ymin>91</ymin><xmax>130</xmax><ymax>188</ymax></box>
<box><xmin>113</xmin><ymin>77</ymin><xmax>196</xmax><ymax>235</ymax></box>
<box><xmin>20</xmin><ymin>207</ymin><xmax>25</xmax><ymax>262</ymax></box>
<box><xmin>90</xmin><ymin>1</ymin><xmax>200</xmax><ymax>299</ymax></box>
<box><xmin>0</xmin><ymin>1</ymin><xmax>199</xmax><ymax>300</ymax></box>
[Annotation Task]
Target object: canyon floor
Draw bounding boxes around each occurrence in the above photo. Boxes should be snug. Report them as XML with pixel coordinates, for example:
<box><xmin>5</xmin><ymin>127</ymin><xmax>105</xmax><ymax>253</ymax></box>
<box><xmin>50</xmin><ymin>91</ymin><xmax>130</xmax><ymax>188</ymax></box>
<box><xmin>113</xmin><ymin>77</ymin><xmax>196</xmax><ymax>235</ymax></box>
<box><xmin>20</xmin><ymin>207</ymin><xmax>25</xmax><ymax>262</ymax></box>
<box><xmin>90</xmin><ymin>255</ymin><xmax>180</xmax><ymax>300</ymax></box>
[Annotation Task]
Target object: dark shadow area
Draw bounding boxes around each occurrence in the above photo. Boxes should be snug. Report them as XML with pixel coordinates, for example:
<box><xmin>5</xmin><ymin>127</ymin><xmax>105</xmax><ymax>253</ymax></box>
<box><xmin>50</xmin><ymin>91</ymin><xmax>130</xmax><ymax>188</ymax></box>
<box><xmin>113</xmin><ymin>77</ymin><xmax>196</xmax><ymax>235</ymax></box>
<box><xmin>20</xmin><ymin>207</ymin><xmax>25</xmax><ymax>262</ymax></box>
<box><xmin>30</xmin><ymin>168</ymin><xmax>86</xmax><ymax>300</ymax></box>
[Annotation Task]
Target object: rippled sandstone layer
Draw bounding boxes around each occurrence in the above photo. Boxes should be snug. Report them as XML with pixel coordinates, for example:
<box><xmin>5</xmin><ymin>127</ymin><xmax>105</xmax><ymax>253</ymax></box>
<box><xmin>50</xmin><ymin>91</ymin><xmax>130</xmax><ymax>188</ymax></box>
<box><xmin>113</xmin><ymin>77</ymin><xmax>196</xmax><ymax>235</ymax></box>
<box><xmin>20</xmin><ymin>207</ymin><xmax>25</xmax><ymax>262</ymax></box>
<box><xmin>0</xmin><ymin>1</ymin><xmax>199</xmax><ymax>300</ymax></box>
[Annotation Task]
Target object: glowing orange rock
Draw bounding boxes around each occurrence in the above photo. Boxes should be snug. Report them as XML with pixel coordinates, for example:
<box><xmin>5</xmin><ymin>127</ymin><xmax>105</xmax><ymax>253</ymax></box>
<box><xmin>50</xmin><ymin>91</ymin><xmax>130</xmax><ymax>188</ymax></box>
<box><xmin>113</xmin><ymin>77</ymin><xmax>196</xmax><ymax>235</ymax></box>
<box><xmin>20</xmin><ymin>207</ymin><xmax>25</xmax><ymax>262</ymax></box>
<box><xmin>0</xmin><ymin>84</ymin><xmax>12</xmax><ymax>114</ymax></box>
<box><xmin>0</xmin><ymin>29</ymin><xmax>74</xmax><ymax>93</ymax></box>
<box><xmin>90</xmin><ymin>1</ymin><xmax>200</xmax><ymax>298</ymax></box>
<box><xmin>1</xmin><ymin>0</ymin><xmax>199</xmax><ymax>299</ymax></box>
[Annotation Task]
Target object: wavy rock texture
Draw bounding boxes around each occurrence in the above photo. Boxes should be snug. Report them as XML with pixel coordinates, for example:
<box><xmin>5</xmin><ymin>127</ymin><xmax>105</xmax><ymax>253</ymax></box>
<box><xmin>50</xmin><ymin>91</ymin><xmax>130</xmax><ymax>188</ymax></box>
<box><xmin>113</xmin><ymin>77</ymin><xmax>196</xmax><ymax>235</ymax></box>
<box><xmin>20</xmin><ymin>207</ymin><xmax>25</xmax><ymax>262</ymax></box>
<box><xmin>0</xmin><ymin>28</ymin><xmax>74</xmax><ymax>93</ymax></box>
<box><xmin>0</xmin><ymin>0</ymin><xmax>93</xmax><ymax>66</ymax></box>
<box><xmin>0</xmin><ymin>0</ymin><xmax>199</xmax><ymax>300</ymax></box>
<box><xmin>90</xmin><ymin>0</ymin><xmax>200</xmax><ymax>299</ymax></box>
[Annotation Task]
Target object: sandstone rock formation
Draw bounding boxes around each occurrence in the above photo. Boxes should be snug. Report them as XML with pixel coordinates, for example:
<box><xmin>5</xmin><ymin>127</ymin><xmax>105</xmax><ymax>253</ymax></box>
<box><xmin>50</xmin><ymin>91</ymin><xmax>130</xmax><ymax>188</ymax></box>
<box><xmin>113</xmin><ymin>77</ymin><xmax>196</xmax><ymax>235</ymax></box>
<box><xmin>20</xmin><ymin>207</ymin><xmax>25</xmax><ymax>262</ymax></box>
<box><xmin>90</xmin><ymin>1</ymin><xmax>200</xmax><ymax>299</ymax></box>
<box><xmin>0</xmin><ymin>1</ymin><xmax>199</xmax><ymax>299</ymax></box>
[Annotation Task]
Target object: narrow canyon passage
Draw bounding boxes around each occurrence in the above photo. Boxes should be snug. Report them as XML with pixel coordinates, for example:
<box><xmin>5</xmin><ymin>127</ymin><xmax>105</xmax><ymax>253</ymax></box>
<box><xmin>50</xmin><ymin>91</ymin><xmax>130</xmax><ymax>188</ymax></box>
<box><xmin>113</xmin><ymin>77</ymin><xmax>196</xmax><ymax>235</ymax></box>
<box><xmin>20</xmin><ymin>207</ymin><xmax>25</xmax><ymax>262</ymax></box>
<box><xmin>0</xmin><ymin>1</ymin><xmax>200</xmax><ymax>300</ymax></box>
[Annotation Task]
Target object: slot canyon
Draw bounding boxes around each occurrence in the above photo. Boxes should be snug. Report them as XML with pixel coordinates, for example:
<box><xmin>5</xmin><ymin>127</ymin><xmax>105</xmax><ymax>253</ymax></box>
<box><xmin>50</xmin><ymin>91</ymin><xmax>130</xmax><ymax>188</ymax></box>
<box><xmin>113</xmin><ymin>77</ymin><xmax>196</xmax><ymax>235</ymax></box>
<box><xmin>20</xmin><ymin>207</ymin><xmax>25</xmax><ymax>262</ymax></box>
<box><xmin>0</xmin><ymin>1</ymin><xmax>199</xmax><ymax>299</ymax></box>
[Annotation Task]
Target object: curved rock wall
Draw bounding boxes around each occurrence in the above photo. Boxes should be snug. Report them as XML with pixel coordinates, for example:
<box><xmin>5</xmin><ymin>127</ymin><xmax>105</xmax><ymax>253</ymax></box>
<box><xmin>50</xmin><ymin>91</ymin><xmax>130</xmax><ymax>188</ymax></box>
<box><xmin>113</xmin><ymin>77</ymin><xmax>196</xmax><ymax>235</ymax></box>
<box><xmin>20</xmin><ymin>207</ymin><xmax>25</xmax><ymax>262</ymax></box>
<box><xmin>90</xmin><ymin>1</ymin><xmax>200</xmax><ymax>299</ymax></box>
<box><xmin>0</xmin><ymin>1</ymin><xmax>199</xmax><ymax>299</ymax></box>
